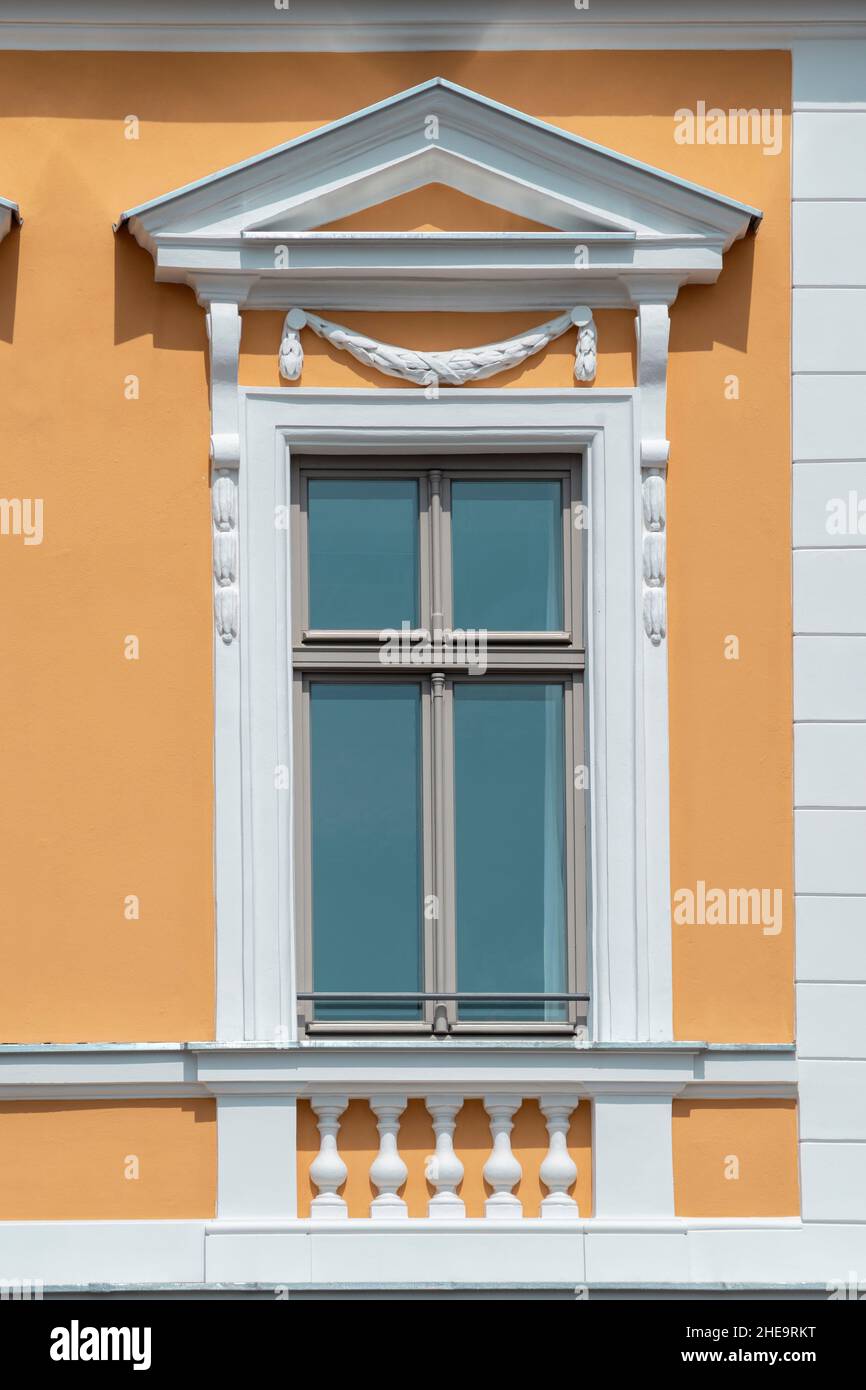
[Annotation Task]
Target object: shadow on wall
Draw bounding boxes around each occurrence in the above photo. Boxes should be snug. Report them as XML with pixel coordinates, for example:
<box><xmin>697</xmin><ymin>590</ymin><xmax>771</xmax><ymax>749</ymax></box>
<box><xmin>113</xmin><ymin>226</ymin><xmax>205</xmax><ymax>354</ymax></box>
<box><xmin>674</xmin><ymin>231</ymin><xmax>756</xmax><ymax>356</ymax></box>
<box><xmin>0</xmin><ymin>219</ymin><xmax>19</xmax><ymax>343</ymax></box>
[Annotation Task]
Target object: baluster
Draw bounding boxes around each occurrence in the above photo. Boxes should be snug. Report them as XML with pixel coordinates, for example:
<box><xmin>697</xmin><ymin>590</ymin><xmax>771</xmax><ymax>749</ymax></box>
<box><xmin>539</xmin><ymin>1094</ymin><xmax>580</xmax><ymax>1218</ymax></box>
<box><xmin>424</xmin><ymin>1094</ymin><xmax>465</xmax><ymax>1219</ymax></box>
<box><xmin>482</xmin><ymin>1094</ymin><xmax>523</xmax><ymax>1219</ymax></box>
<box><xmin>369</xmin><ymin>1094</ymin><xmax>409</xmax><ymax>1218</ymax></box>
<box><xmin>309</xmin><ymin>1095</ymin><xmax>349</xmax><ymax>1220</ymax></box>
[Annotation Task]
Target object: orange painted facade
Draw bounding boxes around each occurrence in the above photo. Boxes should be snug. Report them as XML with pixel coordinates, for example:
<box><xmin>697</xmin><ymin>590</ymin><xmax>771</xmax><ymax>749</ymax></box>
<box><xmin>0</xmin><ymin>1100</ymin><xmax>216</xmax><ymax>1219</ymax></box>
<box><xmin>0</xmin><ymin>48</ymin><xmax>793</xmax><ymax>1218</ymax></box>
<box><xmin>673</xmin><ymin>1100</ymin><xmax>800</xmax><ymax>1217</ymax></box>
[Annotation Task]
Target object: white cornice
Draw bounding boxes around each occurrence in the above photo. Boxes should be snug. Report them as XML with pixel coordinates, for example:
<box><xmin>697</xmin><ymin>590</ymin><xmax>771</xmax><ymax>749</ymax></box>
<box><xmin>0</xmin><ymin>197</ymin><xmax>20</xmax><ymax>241</ymax></box>
<box><xmin>0</xmin><ymin>1042</ymin><xmax>797</xmax><ymax>1100</ymax></box>
<box><xmin>1</xmin><ymin>1</ymin><xmax>864</xmax><ymax>50</ymax></box>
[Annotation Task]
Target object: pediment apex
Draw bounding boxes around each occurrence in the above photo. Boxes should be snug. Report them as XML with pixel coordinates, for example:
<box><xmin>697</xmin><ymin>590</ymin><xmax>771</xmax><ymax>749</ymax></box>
<box><xmin>119</xmin><ymin>77</ymin><xmax>760</xmax><ymax>245</ymax></box>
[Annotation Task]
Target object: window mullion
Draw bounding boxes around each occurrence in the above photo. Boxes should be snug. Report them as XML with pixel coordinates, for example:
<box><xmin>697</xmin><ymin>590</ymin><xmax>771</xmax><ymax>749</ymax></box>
<box><xmin>429</xmin><ymin>468</ymin><xmax>444</xmax><ymax>634</ymax></box>
<box><xmin>430</xmin><ymin>670</ymin><xmax>449</xmax><ymax>1032</ymax></box>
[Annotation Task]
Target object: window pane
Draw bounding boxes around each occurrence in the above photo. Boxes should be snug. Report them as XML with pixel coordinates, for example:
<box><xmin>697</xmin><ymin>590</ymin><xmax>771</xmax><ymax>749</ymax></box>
<box><xmin>451</xmin><ymin>479</ymin><xmax>563</xmax><ymax>631</ymax></box>
<box><xmin>454</xmin><ymin>683</ymin><xmax>567</xmax><ymax>1021</ymax></box>
<box><xmin>310</xmin><ymin>683</ymin><xmax>422</xmax><ymax>1021</ymax></box>
<box><xmin>308</xmin><ymin>478</ymin><xmax>418</xmax><ymax>630</ymax></box>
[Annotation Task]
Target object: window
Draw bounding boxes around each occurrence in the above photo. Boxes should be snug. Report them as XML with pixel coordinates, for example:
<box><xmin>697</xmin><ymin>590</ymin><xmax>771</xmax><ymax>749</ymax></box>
<box><xmin>292</xmin><ymin>455</ymin><xmax>587</xmax><ymax>1035</ymax></box>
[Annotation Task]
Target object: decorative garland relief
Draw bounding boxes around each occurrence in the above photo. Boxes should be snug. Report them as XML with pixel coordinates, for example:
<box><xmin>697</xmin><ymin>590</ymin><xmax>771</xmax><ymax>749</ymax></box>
<box><xmin>279</xmin><ymin>306</ymin><xmax>597</xmax><ymax>386</ymax></box>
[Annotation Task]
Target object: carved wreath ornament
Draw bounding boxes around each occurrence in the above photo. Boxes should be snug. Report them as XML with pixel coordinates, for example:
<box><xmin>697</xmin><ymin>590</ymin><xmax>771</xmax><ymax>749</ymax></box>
<box><xmin>279</xmin><ymin>306</ymin><xmax>597</xmax><ymax>386</ymax></box>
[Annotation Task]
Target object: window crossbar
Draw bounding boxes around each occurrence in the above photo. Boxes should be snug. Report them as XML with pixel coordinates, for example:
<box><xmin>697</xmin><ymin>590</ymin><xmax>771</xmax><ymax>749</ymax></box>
<box><xmin>298</xmin><ymin>992</ymin><xmax>589</xmax><ymax>1002</ymax></box>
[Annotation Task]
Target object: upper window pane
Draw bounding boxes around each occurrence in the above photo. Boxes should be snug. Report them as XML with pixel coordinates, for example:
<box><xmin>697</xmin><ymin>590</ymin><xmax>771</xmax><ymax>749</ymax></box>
<box><xmin>307</xmin><ymin>478</ymin><xmax>419</xmax><ymax>630</ymax></box>
<box><xmin>451</xmin><ymin>478</ymin><xmax>564</xmax><ymax>631</ymax></box>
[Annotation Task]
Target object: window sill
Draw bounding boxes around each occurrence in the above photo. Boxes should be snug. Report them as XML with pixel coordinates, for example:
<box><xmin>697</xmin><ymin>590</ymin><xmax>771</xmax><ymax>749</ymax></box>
<box><xmin>301</xmin><ymin>1021</ymin><xmax>581</xmax><ymax>1039</ymax></box>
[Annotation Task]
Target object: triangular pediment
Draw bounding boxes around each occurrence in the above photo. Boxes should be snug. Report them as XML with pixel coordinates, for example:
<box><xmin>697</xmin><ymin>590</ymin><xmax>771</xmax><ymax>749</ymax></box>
<box><xmin>118</xmin><ymin>79</ymin><xmax>760</xmax><ymax>312</ymax></box>
<box><xmin>121</xmin><ymin>77</ymin><xmax>759</xmax><ymax>243</ymax></box>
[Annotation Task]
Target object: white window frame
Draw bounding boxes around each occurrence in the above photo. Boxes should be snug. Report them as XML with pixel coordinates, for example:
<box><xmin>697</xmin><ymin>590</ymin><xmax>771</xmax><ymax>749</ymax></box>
<box><xmin>290</xmin><ymin>451</ymin><xmax>587</xmax><ymax>1037</ymax></box>
<box><xmin>217</xmin><ymin>385</ymin><xmax>672</xmax><ymax>1046</ymax></box>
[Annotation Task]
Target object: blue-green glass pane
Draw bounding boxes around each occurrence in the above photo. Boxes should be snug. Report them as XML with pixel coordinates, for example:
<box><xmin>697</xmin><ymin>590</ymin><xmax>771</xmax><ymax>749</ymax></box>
<box><xmin>308</xmin><ymin>478</ymin><xmax>418</xmax><ymax>630</ymax></box>
<box><xmin>451</xmin><ymin>479</ymin><xmax>563</xmax><ymax>631</ymax></box>
<box><xmin>310</xmin><ymin>683</ymin><xmax>422</xmax><ymax>1021</ymax></box>
<box><xmin>454</xmin><ymin>683</ymin><xmax>567</xmax><ymax>1021</ymax></box>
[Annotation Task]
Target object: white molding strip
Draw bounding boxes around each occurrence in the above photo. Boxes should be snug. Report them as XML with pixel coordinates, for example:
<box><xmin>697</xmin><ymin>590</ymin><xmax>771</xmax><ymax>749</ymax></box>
<box><xmin>2</xmin><ymin>2</ymin><xmax>864</xmax><ymax>51</ymax></box>
<box><xmin>633</xmin><ymin>301</ymin><xmax>673</xmax><ymax>1041</ymax></box>
<box><xmin>279</xmin><ymin>307</ymin><xmax>597</xmax><ymax>387</ymax></box>
<box><xmin>204</xmin><ymin>299</ymin><xmax>246</xmax><ymax>1039</ymax></box>
<box><xmin>206</xmin><ymin>301</ymin><xmax>242</xmax><ymax>645</ymax></box>
<box><xmin>634</xmin><ymin>302</ymin><xmax>671</xmax><ymax>645</ymax></box>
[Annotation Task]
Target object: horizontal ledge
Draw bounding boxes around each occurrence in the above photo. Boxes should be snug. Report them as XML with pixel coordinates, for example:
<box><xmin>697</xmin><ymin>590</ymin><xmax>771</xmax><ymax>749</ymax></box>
<box><xmin>298</xmin><ymin>992</ymin><xmax>588</xmax><ymax>1001</ymax></box>
<box><xmin>253</xmin><ymin>385</ymin><xmax>638</xmax><ymax>400</ymax></box>
<box><xmin>0</xmin><ymin>1041</ymin><xmax>796</xmax><ymax>1054</ymax></box>
<box><xmin>204</xmin><ymin>1217</ymin><xmax>804</xmax><ymax>1236</ymax></box>
<box><xmin>240</xmin><ymin>231</ymin><xmax>642</xmax><ymax>244</ymax></box>
<box><xmin>27</xmin><ymin>1281</ymin><xmax>836</xmax><ymax>1298</ymax></box>
<box><xmin>0</xmin><ymin>1084</ymin><xmax>798</xmax><ymax>1103</ymax></box>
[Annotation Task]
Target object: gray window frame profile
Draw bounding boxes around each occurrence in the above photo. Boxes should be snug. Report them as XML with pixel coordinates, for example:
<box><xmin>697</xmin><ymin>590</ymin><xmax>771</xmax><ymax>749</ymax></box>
<box><xmin>291</xmin><ymin>453</ymin><xmax>588</xmax><ymax>1037</ymax></box>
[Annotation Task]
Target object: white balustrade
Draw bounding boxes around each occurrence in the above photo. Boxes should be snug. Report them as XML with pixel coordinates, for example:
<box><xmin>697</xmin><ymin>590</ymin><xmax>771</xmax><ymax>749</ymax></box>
<box><xmin>307</xmin><ymin>1091</ymin><xmax>581</xmax><ymax>1222</ymax></box>
<box><xmin>424</xmin><ymin>1094</ymin><xmax>465</xmax><ymax>1218</ymax></box>
<box><xmin>539</xmin><ymin>1094</ymin><xmax>580</xmax><ymax>1218</ymax></box>
<box><xmin>309</xmin><ymin>1094</ymin><xmax>349</xmax><ymax>1220</ymax></box>
<box><xmin>482</xmin><ymin>1094</ymin><xmax>524</xmax><ymax>1219</ymax></box>
<box><xmin>369</xmin><ymin>1094</ymin><xmax>409</xmax><ymax>1218</ymax></box>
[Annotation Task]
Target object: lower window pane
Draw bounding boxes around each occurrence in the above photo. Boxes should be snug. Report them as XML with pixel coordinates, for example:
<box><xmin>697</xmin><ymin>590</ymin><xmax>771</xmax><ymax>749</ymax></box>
<box><xmin>454</xmin><ymin>683</ymin><xmax>567</xmax><ymax>1021</ymax></box>
<box><xmin>310</xmin><ymin>683</ymin><xmax>423</xmax><ymax>1021</ymax></box>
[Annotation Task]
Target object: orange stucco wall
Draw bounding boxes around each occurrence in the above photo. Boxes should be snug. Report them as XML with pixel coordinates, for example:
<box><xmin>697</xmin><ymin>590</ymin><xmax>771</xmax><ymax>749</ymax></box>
<box><xmin>0</xmin><ymin>50</ymin><xmax>791</xmax><ymax>1054</ymax></box>
<box><xmin>673</xmin><ymin>1100</ymin><xmax>799</xmax><ymax>1217</ymax></box>
<box><xmin>0</xmin><ymin>1100</ymin><xmax>216</xmax><ymax>1218</ymax></box>
<box><xmin>297</xmin><ymin>1097</ymin><xmax>592</xmax><ymax>1218</ymax></box>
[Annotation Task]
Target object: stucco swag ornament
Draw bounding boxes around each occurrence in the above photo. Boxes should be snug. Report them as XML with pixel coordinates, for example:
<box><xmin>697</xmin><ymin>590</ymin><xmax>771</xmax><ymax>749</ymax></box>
<box><xmin>279</xmin><ymin>306</ymin><xmax>597</xmax><ymax>386</ymax></box>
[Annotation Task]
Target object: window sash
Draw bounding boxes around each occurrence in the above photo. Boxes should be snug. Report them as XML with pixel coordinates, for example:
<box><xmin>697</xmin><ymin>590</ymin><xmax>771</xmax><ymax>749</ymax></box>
<box><xmin>295</xmin><ymin>672</ymin><xmax>437</xmax><ymax>1034</ymax></box>
<box><xmin>292</xmin><ymin>455</ymin><xmax>582</xmax><ymax>648</ymax></box>
<box><xmin>439</xmin><ymin>672</ymin><xmax>586</xmax><ymax>1034</ymax></box>
<box><xmin>292</xmin><ymin>454</ymin><xmax>587</xmax><ymax>1036</ymax></box>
